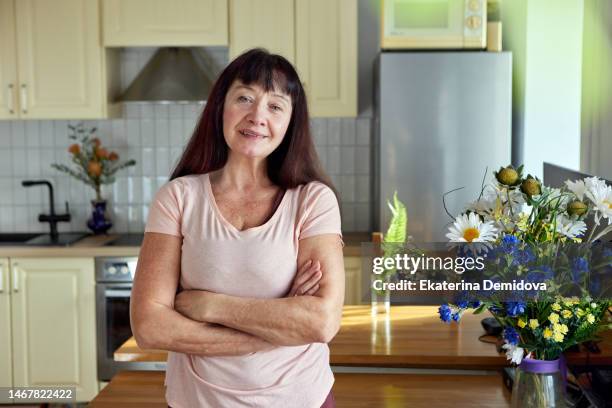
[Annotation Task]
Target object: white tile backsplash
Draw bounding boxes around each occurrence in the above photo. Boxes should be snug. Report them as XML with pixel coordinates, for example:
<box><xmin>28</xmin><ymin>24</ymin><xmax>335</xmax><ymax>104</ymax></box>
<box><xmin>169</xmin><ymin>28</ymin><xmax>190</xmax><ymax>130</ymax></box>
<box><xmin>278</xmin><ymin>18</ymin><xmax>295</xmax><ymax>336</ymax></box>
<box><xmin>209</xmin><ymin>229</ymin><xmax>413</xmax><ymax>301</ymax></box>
<box><xmin>0</xmin><ymin>48</ymin><xmax>372</xmax><ymax>233</ymax></box>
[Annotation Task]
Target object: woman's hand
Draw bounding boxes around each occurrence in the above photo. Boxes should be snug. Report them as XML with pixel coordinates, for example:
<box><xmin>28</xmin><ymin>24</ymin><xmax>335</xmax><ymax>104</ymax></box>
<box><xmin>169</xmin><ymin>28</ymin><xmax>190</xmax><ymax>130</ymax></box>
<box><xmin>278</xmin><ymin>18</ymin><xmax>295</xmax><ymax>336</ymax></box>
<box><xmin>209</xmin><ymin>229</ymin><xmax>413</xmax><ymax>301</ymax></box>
<box><xmin>287</xmin><ymin>259</ymin><xmax>322</xmax><ymax>297</ymax></box>
<box><xmin>175</xmin><ymin>290</ymin><xmax>216</xmax><ymax>322</ymax></box>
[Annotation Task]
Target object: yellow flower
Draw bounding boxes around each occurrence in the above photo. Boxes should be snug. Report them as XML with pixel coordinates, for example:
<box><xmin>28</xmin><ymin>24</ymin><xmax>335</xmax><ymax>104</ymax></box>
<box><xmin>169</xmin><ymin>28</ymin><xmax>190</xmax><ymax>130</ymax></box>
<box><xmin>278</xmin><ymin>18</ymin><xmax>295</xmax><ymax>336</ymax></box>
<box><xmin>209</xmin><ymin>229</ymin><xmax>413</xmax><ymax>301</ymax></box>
<box><xmin>587</xmin><ymin>314</ymin><xmax>595</xmax><ymax>324</ymax></box>
<box><xmin>554</xmin><ymin>323</ymin><xmax>569</xmax><ymax>335</ymax></box>
<box><xmin>551</xmin><ymin>303</ymin><xmax>561</xmax><ymax>311</ymax></box>
<box><xmin>518</xmin><ymin>318</ymin><xmax>527</xmax><ymax>328</ymax></box>
<box><xmin>563</xmin><ymin>297</ymin><xmax>579</xmax><ymax>306</ymax></box>
<box><xmin>553</xmin><ymin>331</ymin><xmax>565</xmax><ymax>342</ymax></box>
<box><xmin>543</xmin><ymin>328</ymin><xmax>553</xmax><ymax>339</ymax></box>
<box><xmin>575</xmin><ymin>308</ymin><xmax>585</xmax><ymax>317</ymax></box>
<box><xmin>561</xmin><ymin>310</ymin><xmax>573</xmax><ymax>319</ymax></box>
<box><xmin>529</xmin><ymin>319</ymin><xmax>540</xmax><ymax>330</ymax></box>
<box><xmin>548</xmin><ymin>313</ymin><xmax>560</xmax><ymax>324</ymax></box>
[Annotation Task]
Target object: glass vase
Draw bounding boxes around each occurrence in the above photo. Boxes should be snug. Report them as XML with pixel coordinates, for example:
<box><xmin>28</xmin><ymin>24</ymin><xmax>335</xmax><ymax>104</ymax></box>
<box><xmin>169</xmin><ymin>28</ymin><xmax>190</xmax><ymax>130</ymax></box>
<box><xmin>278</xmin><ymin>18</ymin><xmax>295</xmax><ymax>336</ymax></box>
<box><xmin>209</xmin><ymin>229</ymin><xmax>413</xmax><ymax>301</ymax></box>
<box><xmin>87</xmin><ymin>199</ymin><xmax>113</xmax><ymax>234</ymax></box>
<box><xmin>370</xmin><ymin>272</ymin><xmax>391</xmax><ymax>316</ymax></box>
<box><xmin>511</xmin><ymin>357</ymin><xmax>566</xmax><ymax>408</ymax></box>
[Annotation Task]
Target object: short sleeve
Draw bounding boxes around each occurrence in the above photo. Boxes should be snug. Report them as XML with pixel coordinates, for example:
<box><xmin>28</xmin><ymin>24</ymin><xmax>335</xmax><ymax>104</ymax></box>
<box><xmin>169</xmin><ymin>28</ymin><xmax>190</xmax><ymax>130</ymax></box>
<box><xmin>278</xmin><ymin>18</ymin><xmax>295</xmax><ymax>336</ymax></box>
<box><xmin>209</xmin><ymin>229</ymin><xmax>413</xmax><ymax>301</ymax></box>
<box><xmin>298</xmin><ymin>182</ymin><xmax>342</xmax><ymax>241</ymax></box>
<box><xmin>144</xmin><ymin>179</ymin><xmax>184</xmax><ymax>237</ymax></box>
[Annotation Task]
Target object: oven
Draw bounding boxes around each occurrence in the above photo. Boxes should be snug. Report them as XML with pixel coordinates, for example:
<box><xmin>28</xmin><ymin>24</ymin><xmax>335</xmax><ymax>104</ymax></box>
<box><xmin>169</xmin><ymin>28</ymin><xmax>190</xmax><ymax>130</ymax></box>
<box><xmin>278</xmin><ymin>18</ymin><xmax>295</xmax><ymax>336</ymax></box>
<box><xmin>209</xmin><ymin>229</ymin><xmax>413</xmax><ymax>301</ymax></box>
<box><xmin>95</xmin><ymin>256</ymin><xmax>165</xmax><ymax>382</ymax></box>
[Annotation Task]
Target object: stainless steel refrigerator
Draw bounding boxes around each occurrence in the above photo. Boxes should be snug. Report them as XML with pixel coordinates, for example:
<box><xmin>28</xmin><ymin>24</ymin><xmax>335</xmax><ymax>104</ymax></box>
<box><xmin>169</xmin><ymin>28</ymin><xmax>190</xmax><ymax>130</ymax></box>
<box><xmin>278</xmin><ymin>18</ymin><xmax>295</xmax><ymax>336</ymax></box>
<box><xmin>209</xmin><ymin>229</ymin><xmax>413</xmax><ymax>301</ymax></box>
<box><xmin>374</xmin><ymin>52</ymin><xmax>512</xmax><ymax>241</ymax></box>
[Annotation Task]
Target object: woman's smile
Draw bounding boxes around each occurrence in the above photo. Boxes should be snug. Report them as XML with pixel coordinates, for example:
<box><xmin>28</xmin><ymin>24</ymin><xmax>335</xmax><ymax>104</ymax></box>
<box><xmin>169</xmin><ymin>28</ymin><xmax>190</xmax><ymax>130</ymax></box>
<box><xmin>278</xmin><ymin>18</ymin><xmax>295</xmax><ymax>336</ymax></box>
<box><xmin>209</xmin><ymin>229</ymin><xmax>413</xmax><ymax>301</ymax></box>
<box><xmin>239</xmin><ymin>128</ymin><xmax>268</xmax><ymax>139</ymax></box>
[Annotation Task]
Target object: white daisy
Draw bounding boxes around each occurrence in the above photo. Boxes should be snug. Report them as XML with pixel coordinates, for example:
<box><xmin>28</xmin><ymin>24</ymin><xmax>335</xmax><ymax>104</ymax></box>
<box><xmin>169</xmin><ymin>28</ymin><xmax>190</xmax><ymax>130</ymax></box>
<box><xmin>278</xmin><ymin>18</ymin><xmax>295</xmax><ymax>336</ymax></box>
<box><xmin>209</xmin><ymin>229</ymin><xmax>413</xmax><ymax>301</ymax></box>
<box><xmin>555</xmin><ymin>214</ymin><xmax>587</xmax><ymax>239</ymax></box>
<box><xmin>565</xmin><ymin>179</ymin><xmax>587</xmax><ymax>201</ymax></box>
<box><xmin>502</xmin><ymin>343</ymin><xmax>525</xmax><ymax>365</ymax></box>
<box><xmin>446</xmin><ymin>212</ymin><xmax>498</xmax><ymax>243</ymax></box>
<box><xmin>585</xmin><ymin>179</ymin><xmax>612</xmax><ymax>225</ymax></box>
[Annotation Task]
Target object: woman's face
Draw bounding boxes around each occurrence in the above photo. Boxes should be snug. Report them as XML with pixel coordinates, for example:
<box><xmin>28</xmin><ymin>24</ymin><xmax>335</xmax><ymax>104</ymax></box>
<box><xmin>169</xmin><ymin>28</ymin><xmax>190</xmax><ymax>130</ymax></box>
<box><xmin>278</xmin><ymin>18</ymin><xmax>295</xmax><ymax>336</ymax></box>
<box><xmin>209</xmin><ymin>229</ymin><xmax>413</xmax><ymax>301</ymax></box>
<box><xmin>222</xmin><ymin>80</ymin><xmax>293</xmax><ymax>160</ymax></box>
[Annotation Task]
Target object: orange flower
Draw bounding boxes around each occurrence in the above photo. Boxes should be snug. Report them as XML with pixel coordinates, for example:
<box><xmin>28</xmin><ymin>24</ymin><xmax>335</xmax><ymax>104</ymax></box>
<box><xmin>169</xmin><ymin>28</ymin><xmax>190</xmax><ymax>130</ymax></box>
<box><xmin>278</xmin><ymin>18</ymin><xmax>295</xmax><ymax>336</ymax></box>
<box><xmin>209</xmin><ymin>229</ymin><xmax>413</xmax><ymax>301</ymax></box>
<box><xmin>95</xmin><ymin>147</ymin><xmax>109</xmax><ymax>159</ymax></box>
<box><xmin>91</xmin><ymin>137</ymin><xmax>101</xmax><ymax>147</ymax></box>
<box><xmin>88</xmin><ymin>161</ymin><xmax>102</xmax><ymax>177</ymax></box>
<box><xmin>68</xmin><ymin>143</ymin><xmax>80</xmax><ymax>155</ymax></box>
<box><xmin>109</xmin><ymin>151</ymin><xmax>119</xmax><ymax>161</ymax></box>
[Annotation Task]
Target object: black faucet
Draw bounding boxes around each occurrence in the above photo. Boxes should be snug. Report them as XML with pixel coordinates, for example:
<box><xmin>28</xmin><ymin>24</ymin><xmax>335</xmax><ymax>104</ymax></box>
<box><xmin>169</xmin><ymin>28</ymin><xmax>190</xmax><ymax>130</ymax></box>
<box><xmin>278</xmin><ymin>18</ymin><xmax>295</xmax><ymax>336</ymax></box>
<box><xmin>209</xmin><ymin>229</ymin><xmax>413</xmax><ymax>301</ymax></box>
<box><xmin>21</xmin><ymin>180</ymin><xmax>71</xmax><ymax>240</ymax></box>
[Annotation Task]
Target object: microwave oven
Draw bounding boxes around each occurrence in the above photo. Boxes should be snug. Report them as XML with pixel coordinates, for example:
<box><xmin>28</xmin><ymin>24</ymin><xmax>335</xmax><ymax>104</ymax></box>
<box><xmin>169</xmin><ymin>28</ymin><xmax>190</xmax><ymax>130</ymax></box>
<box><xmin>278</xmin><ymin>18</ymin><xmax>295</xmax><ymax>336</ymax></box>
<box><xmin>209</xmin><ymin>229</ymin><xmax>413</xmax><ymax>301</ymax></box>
<box><xmin>381</xmin><ymin>0</ymin><xmax>487</xmax><ymax>49</ymax></box>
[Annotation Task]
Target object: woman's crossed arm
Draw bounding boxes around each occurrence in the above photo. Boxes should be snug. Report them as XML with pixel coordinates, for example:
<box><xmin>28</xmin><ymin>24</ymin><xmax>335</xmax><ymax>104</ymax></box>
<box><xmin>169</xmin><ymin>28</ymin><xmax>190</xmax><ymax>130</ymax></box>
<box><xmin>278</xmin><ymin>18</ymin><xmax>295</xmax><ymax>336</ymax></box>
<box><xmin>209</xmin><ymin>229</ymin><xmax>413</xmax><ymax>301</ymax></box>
<box><xmin>130</xmin><ymin>232</ymin><xmax>275</xmax><ymax>356</ymax></box>
<box><xmin>175</xmin><ymin>234</ymin><xmax>345</xmax><ymax>346</ymax></box>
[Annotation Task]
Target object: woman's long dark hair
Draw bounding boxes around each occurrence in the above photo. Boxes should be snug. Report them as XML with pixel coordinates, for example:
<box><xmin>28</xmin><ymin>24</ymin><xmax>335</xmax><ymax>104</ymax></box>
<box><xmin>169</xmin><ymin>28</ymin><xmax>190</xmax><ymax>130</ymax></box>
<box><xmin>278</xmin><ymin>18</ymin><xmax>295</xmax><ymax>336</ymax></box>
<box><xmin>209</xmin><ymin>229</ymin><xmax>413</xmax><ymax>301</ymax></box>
<box><xmin>170</xmin><ymin>48</ymin><xmax>334</xmax><ymax>192</ymax></box>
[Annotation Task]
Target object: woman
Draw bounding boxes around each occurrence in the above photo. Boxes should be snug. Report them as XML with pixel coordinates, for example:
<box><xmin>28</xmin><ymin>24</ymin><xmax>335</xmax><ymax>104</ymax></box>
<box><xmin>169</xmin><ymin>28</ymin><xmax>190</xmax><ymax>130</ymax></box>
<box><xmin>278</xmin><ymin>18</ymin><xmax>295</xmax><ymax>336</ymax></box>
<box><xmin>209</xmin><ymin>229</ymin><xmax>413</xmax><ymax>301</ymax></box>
<box><xmin>130</xmin><ymin>48</ymin><xmax>345</xmax><ymax>408</ymax></box>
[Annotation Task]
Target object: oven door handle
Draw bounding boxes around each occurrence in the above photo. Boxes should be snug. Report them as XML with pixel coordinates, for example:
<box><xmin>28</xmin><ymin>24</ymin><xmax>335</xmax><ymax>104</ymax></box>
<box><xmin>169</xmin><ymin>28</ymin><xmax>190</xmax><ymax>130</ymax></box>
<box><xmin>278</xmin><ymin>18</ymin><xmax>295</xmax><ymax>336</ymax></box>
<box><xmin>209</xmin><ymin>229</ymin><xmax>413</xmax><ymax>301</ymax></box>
<box><xmin>104</xmin><ymin>289</ymin><xmax>132</xmax><ymax>298</ymax></box>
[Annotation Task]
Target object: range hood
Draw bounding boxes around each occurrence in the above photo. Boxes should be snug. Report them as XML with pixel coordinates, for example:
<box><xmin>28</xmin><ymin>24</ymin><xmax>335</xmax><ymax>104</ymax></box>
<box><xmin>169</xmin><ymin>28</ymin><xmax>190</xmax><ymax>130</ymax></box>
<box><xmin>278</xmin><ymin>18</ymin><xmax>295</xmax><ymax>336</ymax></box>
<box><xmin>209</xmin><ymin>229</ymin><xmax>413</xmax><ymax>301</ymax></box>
<box><xmin>118</xmin><ymin>48</ymin><xmax>213</xmax><ymax>103</ymax></box>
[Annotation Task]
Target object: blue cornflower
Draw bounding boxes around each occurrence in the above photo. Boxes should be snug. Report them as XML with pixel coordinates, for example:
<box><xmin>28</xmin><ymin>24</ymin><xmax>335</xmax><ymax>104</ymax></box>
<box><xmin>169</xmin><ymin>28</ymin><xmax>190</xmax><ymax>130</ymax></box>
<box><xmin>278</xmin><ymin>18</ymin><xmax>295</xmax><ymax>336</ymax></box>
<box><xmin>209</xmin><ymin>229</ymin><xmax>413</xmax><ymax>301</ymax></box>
<box><xmin>603</xmin><ymin>248</ymin><xmax>612</xmax><ymax>266</ymax></box>
<box><xmin>538</xmin><ymin>265</ymin><xmax>555</xmax><ymax>281</ymax></box>
<box><xmin>438</xmin><ymin>304</ymin><xmax>453</xmax><ymax>323</ymax></box>
<box><xmin>571</xmin><ymin>257</ymin><xmax>589</xmax><ymax>284</ymax></box>
<box><xmin>512</xmin><ymin>247</ymin><xmax>535</xmax><ymax>266</ymax></box>
<box><xmin>456</xmin><ymin>300</ymin><xmax>470</xmax><ymax>309</ymax></box>
<box><xmin>452</xmin><ymin>312</ymin><xmax>461</xmax><ymax>322</ymax></box>
<box><xmin>488</xmin><ymin>304</ymin><xmax>504</xmax><ymax>315</ymax></box>
<box><xmin>505</xmin><ymin>301</ymin><xmax>526</xmax><ymax>317</ymax></box>
<box><xmin>500</xmin><ymin>235</ymin><xmax>519</xmax><ymax>254</ymax></box>
<box><xmin>503</xmin><ymin>327</ymin><xmax>520</xmax><ymax>346</ymax></box>
<box><xmin>455</xmin><ymin>291</ymin><xmax>471</xmax><ymax>309</ymax></box>
<box><xmin>470</xmin><ymin>300</ymin><xmax>482</xmax><ymax>308</ymax></box>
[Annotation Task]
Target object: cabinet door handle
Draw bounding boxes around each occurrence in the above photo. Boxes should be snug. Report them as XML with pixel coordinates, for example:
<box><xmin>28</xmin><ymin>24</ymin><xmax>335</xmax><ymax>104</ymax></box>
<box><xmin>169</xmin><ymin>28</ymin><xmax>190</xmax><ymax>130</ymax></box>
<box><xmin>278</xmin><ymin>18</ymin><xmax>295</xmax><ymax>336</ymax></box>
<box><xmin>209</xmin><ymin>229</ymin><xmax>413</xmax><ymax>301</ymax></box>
<box><xmin>0</xmin><ymin>265</ymin><xmax>4</xmax><ymax>293</ymax></box>
<box><xmin>20</xmin><ymin>84</ymin><xmax>27</xmax><ymax>114</ymax></box>
<box><xmin>12</xmin><ymin>263</ymin><xmax>18</xmax><ymax>293</ymax></box>
<box><xmin>7</xmin><ymin>84</ymin><xmax>15</xmax><ymax>114</ymax></box>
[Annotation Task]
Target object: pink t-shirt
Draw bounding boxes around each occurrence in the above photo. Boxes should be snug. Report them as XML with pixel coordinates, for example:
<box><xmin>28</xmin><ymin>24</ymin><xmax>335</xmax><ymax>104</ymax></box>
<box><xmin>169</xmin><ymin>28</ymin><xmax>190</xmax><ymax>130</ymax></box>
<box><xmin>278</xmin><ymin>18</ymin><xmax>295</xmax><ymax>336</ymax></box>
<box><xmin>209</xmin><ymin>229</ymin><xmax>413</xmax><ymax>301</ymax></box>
<box><xmin>144</xmin><ymin>173</ymin><xmax>342</xmax><ymax>408</ymax></box>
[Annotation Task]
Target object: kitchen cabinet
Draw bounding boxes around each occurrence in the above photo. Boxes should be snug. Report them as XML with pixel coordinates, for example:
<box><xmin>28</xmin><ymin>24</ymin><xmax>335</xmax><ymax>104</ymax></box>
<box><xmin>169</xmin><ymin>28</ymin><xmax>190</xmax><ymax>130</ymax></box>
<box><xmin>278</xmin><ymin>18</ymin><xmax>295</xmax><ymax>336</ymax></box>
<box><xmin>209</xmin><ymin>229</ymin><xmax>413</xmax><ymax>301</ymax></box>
<box><xmin>228</xmin><ymin>0</ymin><xmax>357</xmax><ymax>117</ymax></box>
<box><xmin>102</xmin><ymin>0</ymin><xmax>228</xmax><ymax>46</ymax></box>
<box><xmin>0</xmin><ymin>258</ymin><xmax>12</xmax><ymax>389</ymax></box>
<box><xmin>344</xmin><ymin>255</ymin><xmax>363</xmax><ymax>305</ymax></box>
<box><xmin>0</xmin><ymin>1</ymin><xmax>17</xmax><ymax>119</ymax></box>
<box><xmin>295</xmin><ymin>0</ymin><xmax>357</xmax><ymax>117</ymax></box>
<box><xmin>0</xmin><ymin>0</ymin><xmax>121</xmax><ymax>120</ymax></box>
<box><xmin>229</xmin><ymin>0</ymin><xmax>295</xmax><ymax>63</ymax></box>
<box><xmin>6</xmin><ymin>257</ymin><xmax>97</xmax><ymax>402</ymax></box>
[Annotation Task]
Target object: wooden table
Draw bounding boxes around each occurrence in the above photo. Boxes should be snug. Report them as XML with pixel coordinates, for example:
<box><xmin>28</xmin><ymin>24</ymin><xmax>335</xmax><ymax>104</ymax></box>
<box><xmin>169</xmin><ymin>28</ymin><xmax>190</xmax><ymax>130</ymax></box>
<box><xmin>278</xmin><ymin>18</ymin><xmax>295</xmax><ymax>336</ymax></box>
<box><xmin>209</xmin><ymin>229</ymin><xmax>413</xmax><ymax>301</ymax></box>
<box><xmin>89</xmin><ymin>370</ymin><xmax>511</xmax><ymax>408</ymax></box>
<box><xmin>115</xmin><ymin>305</ymin><xmax>612</xmax><ymax>370</ymax></box>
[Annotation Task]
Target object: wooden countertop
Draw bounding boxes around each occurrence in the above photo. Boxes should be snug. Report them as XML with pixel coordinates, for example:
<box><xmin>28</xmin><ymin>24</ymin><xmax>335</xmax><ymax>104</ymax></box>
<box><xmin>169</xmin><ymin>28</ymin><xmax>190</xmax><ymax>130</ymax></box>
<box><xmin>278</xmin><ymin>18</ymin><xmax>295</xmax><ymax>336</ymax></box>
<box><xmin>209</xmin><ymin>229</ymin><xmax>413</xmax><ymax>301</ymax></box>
<box><xmin>89</xmin><ymin>370</ymin><xmax>510</xmax><ymax>407</ymax></box>
<box><xmin>114</xmin><ymin>305</ymin><xmax>610</xmax><ymax>369</ymax></box>
<box><xmin>0</xmin><ymin>232</ymin><xmax>367</xmax><ymax>257</ymax></box>
<box><xmin>0</xmin><ymin>234</ymin><xmax>141</xmax><ymax>257</ymax></box>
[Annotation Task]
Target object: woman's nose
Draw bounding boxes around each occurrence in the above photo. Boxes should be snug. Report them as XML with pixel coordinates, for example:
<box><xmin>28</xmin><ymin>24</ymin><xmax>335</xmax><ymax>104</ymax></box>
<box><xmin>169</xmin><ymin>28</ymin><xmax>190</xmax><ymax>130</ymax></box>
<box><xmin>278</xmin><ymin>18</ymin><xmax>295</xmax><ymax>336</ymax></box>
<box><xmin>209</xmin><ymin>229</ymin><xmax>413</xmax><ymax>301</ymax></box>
<box><xmin>246</xmin><ymin>102</ymin><xmax>267</xmax><ymax>126</ymax></box>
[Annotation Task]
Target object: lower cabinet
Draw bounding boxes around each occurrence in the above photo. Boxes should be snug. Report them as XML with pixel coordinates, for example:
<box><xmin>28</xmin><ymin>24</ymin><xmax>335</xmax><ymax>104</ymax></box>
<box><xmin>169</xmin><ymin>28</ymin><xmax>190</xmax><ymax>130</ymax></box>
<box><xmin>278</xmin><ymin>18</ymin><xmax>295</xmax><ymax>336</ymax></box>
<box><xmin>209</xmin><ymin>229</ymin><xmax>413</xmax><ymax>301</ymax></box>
<box><xmin>0</xmin><ymin>258</ymin><xmax>12</xmax><ymax>389</ymax></box>
<box><xmin>0</xmin><ymin>257</ymin><xmax>97</xmax><ymax>402</ymax></box>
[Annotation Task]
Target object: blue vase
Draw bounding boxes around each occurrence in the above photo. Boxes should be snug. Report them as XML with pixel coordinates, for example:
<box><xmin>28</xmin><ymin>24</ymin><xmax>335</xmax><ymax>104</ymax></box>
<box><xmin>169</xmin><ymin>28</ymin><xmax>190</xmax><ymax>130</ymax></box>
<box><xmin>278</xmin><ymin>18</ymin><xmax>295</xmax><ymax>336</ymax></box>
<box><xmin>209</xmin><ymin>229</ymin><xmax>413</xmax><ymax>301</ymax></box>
<box><xmin>87</xmin><ymin>200</ymin><xmax>112</xmax><ymax>234</ymax></box>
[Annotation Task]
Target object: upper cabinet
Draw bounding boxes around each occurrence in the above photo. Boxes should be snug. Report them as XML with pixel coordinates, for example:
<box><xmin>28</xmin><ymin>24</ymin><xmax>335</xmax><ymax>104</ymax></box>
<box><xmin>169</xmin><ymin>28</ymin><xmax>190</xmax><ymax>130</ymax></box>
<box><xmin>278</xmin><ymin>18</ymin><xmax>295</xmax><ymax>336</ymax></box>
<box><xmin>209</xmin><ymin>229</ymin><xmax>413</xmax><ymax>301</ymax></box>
<box><xmin>229</xmin><ymin>0</ymin><xmax>294</xmax><ymax>63</ymax></box>
<box><xmin>102</xmin><ymin>0</ymin><xmax>228</xmax><ymax>46</ymax></box>
<box><xmin>0</xmin><ymin>1</ymin><xmax>18</xmax><ymax>119</ymax></box>
<box><xmin>295</xmin><ymin>0</ymin><xmax>357</xmax><ymax>117</ymax></box>
<box><xmin>0</xmin><ymin>0</ymin><xmax>120</xmax><ymax>120</ymax></box>
<box><xmin>229</xmin><ymin>0</ymin><xmax>357</xmax><ymax>117</ymax></box>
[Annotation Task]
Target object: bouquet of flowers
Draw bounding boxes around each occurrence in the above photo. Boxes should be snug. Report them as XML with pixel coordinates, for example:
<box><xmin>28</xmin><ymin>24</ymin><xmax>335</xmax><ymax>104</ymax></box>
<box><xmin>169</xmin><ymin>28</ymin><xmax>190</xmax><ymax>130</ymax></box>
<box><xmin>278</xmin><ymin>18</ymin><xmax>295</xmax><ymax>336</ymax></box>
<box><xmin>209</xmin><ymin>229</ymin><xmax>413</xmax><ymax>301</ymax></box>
<box><xmin>52</xmin><ymin>123</ymin><xmax>136</xmax><ymax>201</ymax></box>
<box><xmin>439</xmin><ymin>165</ymin><xmax>611</xmax><ymax>365</ymax></box>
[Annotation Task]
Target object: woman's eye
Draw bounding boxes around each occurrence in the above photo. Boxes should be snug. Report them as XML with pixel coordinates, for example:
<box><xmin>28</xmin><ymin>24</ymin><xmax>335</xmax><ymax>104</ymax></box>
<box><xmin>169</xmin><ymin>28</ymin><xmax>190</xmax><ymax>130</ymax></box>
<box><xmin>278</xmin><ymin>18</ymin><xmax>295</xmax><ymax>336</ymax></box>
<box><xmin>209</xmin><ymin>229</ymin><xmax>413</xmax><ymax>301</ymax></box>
<box><xmin>237</xmin><ymin>95</ymin><xmax>251</xmax><ymax>103</ymax></box>
<box><xmin>270</xmin><ymin>104</ymin><xmax>282</xmax><ymax>112</ymax></box>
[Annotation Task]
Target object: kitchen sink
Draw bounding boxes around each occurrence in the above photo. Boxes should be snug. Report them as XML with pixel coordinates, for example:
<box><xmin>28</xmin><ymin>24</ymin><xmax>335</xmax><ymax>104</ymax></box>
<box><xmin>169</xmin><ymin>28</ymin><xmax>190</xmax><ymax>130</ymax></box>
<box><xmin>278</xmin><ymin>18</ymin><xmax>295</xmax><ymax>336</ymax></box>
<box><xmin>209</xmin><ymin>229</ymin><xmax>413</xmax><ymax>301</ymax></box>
<box><xmin>0</xmin><ymin>232</ymin><xmax>89</xmax><ymax>246</ymax></box>
<box><xmin>0</xmin><ymin>233</ymin><xmax>41</xmax><ymax>245</ymax></box>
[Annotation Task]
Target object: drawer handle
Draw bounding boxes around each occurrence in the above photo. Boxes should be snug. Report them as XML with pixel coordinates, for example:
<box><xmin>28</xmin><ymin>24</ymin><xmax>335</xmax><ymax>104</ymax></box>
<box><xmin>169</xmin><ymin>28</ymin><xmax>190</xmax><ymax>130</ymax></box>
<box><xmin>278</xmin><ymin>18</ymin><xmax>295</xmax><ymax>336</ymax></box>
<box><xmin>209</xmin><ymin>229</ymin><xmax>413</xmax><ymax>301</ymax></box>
<box><xmin>0</xmin><ymin>265</ymin><xmax>3</xmax><ymax>293</ymax></box>
<box><xmin>12</xmin><ymin>263</ymin><xmax>18</xmax><ymax>293</ymax></box>
<box><xmin>20</xmin><ymin>84</ymin><xmax>27</xmax><ymax>114</ymax></box>
<box><xmin>7</xmin><ymin>84</ymin><xmax>15</xmax><ymax>114</ymax></box>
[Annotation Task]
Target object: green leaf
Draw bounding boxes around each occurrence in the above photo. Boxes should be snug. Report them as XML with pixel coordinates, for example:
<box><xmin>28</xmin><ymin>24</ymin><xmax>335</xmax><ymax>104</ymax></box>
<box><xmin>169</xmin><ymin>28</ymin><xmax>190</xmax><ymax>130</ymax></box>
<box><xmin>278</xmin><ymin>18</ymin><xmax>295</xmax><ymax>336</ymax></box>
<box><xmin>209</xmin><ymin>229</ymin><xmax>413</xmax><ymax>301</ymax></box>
<box><xmin>473</xmin><ymin>303</ymin><xmax>487</xmax><ymax>314</ymax></box>
<box><xmin>384</xmin><ymin>191</ymin><xmax>407</xmax><ymax>244</ymax></box>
